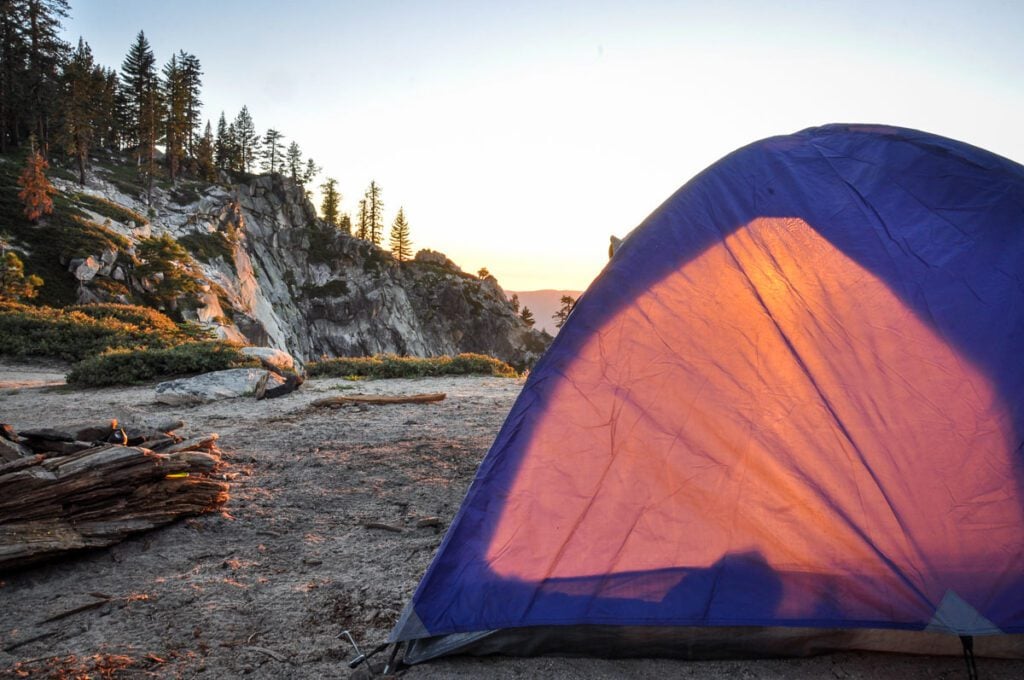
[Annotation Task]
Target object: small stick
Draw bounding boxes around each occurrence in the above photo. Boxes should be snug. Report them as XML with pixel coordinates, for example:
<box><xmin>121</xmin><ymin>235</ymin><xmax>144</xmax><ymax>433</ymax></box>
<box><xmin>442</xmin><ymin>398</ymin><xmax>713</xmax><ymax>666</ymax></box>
<box><xmin>244</xmin><ymin>646</ymin><xmax>288</xmax><ymax>663</ymax></box>
<box><xmin>363</xmin><ymin>522</ymin><xmax>404</xmax><ymax>533</ymax></box>
<box><xmin>40</xmin><ymin>596</ymin><xmax>111</xmax><ymax>623</ymax></box>
<box><xmin>2</xmin><ymin>630</ymin><xmax>57</xmax><ymax>653</ymax></box>
<box><xmin>311</xmin><ymin>393</ymin><xmax>446</xmax><ymax>407</ymax></box>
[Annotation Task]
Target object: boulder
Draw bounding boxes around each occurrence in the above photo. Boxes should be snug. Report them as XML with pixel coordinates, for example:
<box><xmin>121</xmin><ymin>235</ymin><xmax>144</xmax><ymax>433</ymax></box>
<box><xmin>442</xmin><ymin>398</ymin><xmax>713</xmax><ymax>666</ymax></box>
<box><xmin>154</xmin><ymin>368</ymin><xmax>285</xmax><ymax>405</ymax></box>
<box><xmin>97</xmin><ymin>247</ymin><xmax>118</xmax><ymax>276</ymax></box>
<box><xmin>111</xmin><ymin>410</ymin><xmax>185</xmax><ymax>435</ymax></box>
<box><xmin>73</xmin><ymin>256</ymin><xmax>101</xmax><ymax>281</ymax></box>
<box><xmin>413</xmin><ymin>249</ymin><xmax>463</xmax><ymax>272</ymax></box>
<box><xmin>239</xmin><ymin>346</ymin><xmax>296</xmax><ymax>374</ymax></box>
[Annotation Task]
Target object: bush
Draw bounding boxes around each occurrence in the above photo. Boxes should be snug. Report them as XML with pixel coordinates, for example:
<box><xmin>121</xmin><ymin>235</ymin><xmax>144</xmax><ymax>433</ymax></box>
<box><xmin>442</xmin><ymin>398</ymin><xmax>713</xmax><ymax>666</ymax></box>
<box><xmin>307</xmin><ymin>353</ymin><xmax>516</xmax><ymax>379</ymax></box>
<box><xmin>71</xmin><ymin>192</ymin><xmax>148</xmax><ymax>225</ymax></box>
<box><xmin>67</xmin><ymin>341</ymin><xmax>256</xmax><ymax>386</ymax></box>
<box><xmin>0</xmin><ymin>302</ymin><xmax>201</xmax><ymax>361</ymax></box>
<box><xmin>67</xmin><ymin>302</ymin><xmax>181</xmax><ymax>334</ymax></box>
<box><xmin>178</xmin><ymin>231</ymin><xmax>234</xmax><ymax>264</ymax></box>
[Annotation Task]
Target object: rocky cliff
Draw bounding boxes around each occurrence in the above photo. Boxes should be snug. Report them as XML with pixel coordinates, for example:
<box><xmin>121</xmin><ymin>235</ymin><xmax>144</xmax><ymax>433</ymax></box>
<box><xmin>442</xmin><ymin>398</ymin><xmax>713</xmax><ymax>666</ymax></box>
<box><xmin>48</xmin><ymin>167</ymin><xmax>549</xmax><ymax>369</ymax></box>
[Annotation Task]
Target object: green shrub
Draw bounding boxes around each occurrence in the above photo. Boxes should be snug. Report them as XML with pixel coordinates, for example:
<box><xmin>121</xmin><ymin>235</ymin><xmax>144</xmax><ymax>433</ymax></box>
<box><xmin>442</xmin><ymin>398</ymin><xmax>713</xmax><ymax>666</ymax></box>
<box><xmin>448</xmin><ymin>353</ymin><xmax>517</xmax><ymax>376</ymax></box>
<box><xmin>0</xmin><ymin>302</ymin><xmax>202</xmax><ymax>361</ymax></box>
<box><xmin>67</xmin><ymin>341</ymin><xmax>256</xmax><ymax>386</ymax></box>
<box><xmin>67</xmin><ymin>302</ymin><xmax>180</xmax><ymax>333</ymax></box>
<box><xmin>308</xmin><ymin>353</ymin><xmax>516</xmax><ymax>379</ymax></box>
<box><xmin>178</xmin><ymin>231</ymin><xmax>234</xmax><ymax>263</ymax></box>
<box><xmin>71</xmin><ymin>192</ymin><xmax>148</xmax><ymax>225</ymax></box>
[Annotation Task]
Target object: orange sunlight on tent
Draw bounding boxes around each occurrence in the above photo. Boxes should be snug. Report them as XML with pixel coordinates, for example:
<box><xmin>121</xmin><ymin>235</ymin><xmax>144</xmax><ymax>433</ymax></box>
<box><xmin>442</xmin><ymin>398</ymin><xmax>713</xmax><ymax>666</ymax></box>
<box><xmin>485</xmin><ymin>217</ymin><xmax>1022</xmax><ymax>622</ymax></box>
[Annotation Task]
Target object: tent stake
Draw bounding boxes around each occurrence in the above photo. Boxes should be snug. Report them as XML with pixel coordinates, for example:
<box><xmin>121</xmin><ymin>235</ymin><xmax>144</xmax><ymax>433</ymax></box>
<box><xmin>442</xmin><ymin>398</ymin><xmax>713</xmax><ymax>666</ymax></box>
<box><xmin>383</xmin><ymin>642</ymin><xmax>403</xmax><ymax>675</ymax></box>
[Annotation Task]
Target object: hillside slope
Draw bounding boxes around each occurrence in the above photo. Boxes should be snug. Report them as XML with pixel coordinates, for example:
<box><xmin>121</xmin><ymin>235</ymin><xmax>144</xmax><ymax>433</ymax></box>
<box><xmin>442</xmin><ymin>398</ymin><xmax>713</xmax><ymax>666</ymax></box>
<box><xmin>1</xmin><ymin>157</ymin><xmax>549</xmax><ymax>368</ymax></box>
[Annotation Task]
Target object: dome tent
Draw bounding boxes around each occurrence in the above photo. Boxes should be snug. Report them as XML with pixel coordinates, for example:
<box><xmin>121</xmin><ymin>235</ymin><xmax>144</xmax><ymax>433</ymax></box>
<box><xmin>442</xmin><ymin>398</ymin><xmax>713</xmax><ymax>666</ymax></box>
<box><xmin>389</xmin><ymin>124</ymin><xmax>1024</xmax><ymax>664</ymax></box>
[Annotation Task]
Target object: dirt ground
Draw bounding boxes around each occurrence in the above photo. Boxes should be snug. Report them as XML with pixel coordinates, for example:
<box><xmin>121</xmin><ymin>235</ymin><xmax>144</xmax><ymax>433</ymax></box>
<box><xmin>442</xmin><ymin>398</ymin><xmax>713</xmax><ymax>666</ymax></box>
<box><xmin>1</xmin><ymin>360</ymin><xmax>1022</xmax><ymax>679</ymax></box>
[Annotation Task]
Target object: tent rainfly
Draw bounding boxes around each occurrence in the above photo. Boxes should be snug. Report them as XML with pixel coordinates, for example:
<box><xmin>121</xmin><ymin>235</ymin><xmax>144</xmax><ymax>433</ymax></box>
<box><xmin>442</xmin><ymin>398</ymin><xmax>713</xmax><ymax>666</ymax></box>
<box><xmin>390</xmin><ymin>124</ymin><xmax>1024</xmax><ymax>664</ymax></box>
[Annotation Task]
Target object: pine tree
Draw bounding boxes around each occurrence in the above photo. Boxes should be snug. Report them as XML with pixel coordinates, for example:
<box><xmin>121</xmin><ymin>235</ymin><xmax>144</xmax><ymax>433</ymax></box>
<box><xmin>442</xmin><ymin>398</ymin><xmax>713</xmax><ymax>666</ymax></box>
<box><xmin>320</xmin><ymin>177</ymin><xmax>340</xmax><ymax>227</ymax></box>
<box><xmin>364</xmin><ymin>180</ymin><xmax>384</xmax><ymax>246</ymax></box>
<box><xmin>214</xmin><ymin>111</ymin><xmax>231</xmax><ymax>170</ymax></box>
<box><xmin>161</xmin><ymin>52</ymin><xmax>188</xmax><ymax>183</ymax></box>
<box><xmin>58</xmin><ymin>37</ymin><xmax>103</xmax><ymax>184</ymax></box>
<box><xmin>177</xmin><ymin>51</ymin><xmax>202</xmax><ymax>156</ymax></box>
<box><xmin>225</xmin><ymin>121</ymin><xmax>241</xmax><ymax>171</ymax></box>
<box><xmin>520</xmin><ymin>306</ymin><xmax>535</xmax><ymax>327</ymax></box>
<box><xmin>478</xmin><ymin>267</ymin><xmax>491</xmax><ymax>278</ymax></box>
<box><xmin>553</xmin><ymin>295</ymin><xmax>577</xmax><ymax>329</ymax></box>
<box><xmin>356</xmin><ymin>198</ymin><xmax>368</xmax><ymax>240</ymax></box>
<box><xmin>95</xmin><ymin>67</ymin><xmax>121</xmax><ymax>151</ymax></box>
<box><xmin>0</xmin><ymin>250</ymin><xmax>43</xmax><ymax>301</ymax></box>
<box><xmin>285</xmin><ymin>141</ymin><xmax>303</xmax><ymax>183</ymax></box>
<box><xmin>121</xmin><ymin>31</ymin><xmax>162</xmax><ymax>203</ymax></box>
<box><xmin>233</xmin><ymin>106</ymin><xmax>259</xmax><ymax>173</ymax></box>
<box><xmin>389</xmin><ymin>207</ymin><xmax>412</xmax><ymax>261</ymax></box>
<box><xmin>0</xmin><ymin>0</ymin><xmax>28</xmax><ymax>153</ymax></box>
<box><xmin>110</xmin><ymin>67</ymin><xmax>130</xmax><ymax>150</ymax></box>
<box><xmin>195</xmin><ymin>120</ymin><xmax>215</xmax><ymax>181</ymax></box>
<box><xmin>509</xmin><ymin>293</ymin><xmax>520</xmax><ymax>313</ymax></box>
<box><xmin>22</xmin><ymin>0</ymin><xmax>70</xmax><ymax>153</ymax></box>
<box><xmin>17</xmin><ymin>137</ymin><xmax>56</xmax><ymax>222</ymax></box>
<box><xmin>338</xmin><ymin>213</ymin><xmax>352</xmax><ymax>235</ymax></box>
<box><xmin>302</xmin><ymin>156</ymin><xmax>319</xmax><ymax>189</ymax></box>
<box><xmin>261</xmin><ymin>128</ymin><xmax>284</xmax><ymax>174</ymax></box>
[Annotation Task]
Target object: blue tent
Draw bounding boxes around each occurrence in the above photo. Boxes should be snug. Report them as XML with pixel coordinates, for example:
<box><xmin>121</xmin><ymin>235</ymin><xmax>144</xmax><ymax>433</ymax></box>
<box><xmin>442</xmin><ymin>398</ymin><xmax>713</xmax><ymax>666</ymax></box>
<box><xmin>391</xmin><ymin>124</ymin><xmax>1024</xmax><ymax>663</ymax></box>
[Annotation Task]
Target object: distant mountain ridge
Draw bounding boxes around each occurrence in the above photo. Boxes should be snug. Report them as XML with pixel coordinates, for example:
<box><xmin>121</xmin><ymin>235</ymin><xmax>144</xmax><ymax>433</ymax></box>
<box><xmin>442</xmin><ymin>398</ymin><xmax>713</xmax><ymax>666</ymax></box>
<box><xmin>508</xmin><ymin>289</ymin><xmax>584</xmax><ymax>335</ymax></box>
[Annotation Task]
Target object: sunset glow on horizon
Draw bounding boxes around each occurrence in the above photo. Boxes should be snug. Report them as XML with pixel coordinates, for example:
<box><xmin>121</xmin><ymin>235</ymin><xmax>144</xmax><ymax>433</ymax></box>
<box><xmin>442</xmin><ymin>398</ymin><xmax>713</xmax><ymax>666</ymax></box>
<box><xmin>64</xmin><ymin>1</ymin><xmax>1024</xmax><ymax>291</ymax></box>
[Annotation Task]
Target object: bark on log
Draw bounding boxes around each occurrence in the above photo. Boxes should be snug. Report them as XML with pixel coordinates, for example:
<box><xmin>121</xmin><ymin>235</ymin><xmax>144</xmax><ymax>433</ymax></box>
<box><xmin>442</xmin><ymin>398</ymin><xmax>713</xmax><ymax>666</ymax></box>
<box><xmin>310</xmin><ymin>393</ymin><xmax>446</xmax><ymax>407</ymax></box>
<box><xmin>0</xmin><ymin>442</ymin><xmax>228</xmax><ymax>572</ymax></box>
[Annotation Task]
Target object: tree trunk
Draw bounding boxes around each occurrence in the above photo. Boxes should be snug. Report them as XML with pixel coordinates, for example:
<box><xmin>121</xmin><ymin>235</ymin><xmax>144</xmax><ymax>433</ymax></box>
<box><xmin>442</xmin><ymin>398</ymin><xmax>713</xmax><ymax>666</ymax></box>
<box><xmin>0</xmin><ymin>440</ymin><xmax>229</xmax><ymax>572</ymax></box>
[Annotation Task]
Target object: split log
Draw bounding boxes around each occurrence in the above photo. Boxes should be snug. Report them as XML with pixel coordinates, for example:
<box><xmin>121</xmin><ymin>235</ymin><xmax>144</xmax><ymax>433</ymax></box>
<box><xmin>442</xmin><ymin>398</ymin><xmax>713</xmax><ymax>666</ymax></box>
<box><xmin>310</xmin><ymin>392</ymin><xmax>446</xmax><ymax>407</ymax></box>
<box><xmin>0</xmin><ymin>442</ymin><xmax>228</xmax><ymax>573</ymax></box>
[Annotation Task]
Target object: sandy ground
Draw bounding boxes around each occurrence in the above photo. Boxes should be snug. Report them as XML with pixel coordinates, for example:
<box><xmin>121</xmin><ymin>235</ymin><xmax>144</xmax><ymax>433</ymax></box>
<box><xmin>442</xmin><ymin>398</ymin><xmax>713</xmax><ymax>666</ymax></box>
<box><xmin>1</xmin><ymin>360</ymin><xmax>1022</xmax><ymax>679</ymax></box>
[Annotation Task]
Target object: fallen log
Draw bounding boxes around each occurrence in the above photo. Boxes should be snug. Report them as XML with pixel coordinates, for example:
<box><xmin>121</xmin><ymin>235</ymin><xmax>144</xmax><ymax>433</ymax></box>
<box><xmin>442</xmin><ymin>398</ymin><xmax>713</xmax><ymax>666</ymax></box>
<box><xmin>0</xmin><ymin>441</ymin><xmax>228</xmax><ymax>573</ymax></box>
<box><xmin>310</xmin><ymin>392</ymin><xmax>446</xmax><ymax>407</ymax></box>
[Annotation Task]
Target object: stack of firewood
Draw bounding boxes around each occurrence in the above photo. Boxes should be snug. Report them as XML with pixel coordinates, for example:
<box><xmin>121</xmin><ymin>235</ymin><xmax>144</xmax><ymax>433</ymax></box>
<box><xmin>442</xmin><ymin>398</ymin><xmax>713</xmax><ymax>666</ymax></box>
<box><xmin>0</xmin><ymin>418</ymin><xmax>229</xmax><ymax>572</ymax></box>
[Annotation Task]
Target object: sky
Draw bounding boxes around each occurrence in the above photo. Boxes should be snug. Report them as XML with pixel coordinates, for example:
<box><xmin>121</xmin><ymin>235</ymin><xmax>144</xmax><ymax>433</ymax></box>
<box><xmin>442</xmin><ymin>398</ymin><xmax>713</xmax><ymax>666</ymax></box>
<box><xmin>62</xmin><ymin>0</ymin><xmax>1024</xmax><ymax>291</ymax></box>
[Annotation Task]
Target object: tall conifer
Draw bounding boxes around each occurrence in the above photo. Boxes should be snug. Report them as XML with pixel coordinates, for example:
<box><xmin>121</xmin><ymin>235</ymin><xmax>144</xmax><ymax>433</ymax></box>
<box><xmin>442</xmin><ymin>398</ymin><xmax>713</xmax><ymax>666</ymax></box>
<box><xmin>285</xmin><ymin>141</ymin><xmax>303</xmax><ymax>183</ymax></box>
<box><xmin>365</xmin><ymin>180</ymin><xmax>384</xmax><ymax>246</ymax></box>
<box><xmin>320</xmin><ymin>178</ymin><xmax>340</xmax><ymax>227</ymax></box>
<box><xmin>233</xmin><ymin>106</ymin><xmax>259</xmax><ymax>173</ymax></box>
<box><xmin>195</xmin><ymin>120</ymin><xmax>215</xmax><ymax>181</ymax></box>
<box><xmin>58</xmin><ymin>37</ymin><xmax>103</xmax><ymax>184</ymax></box>
<box><xmin>389</xmin><ymin>207</ymin><xmax>412</xmax><ymax>261</ymax></box>
<box><xmin>162</xmin><ymin>53</ymin><xmax>188</xmax><ymax>182</ymax></box>
<box><xmin>261</xmin><ymin>128</ymin><xmax>284</xmax><ymax>174</ymax></box>
<box><xmin>121</xmin><ymin>31</ymin><xmax>162</xmax><ymax>202</ymax></box>
<box><xmin>23</xmin><ymin>0</ymin><xmax>70</xmax><ymax>152</ymax></box>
